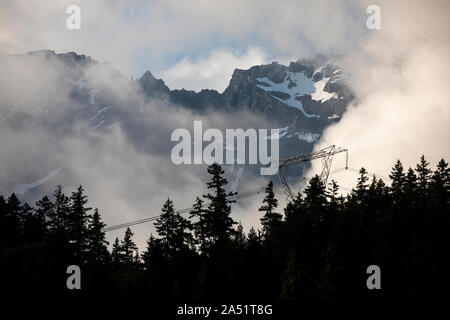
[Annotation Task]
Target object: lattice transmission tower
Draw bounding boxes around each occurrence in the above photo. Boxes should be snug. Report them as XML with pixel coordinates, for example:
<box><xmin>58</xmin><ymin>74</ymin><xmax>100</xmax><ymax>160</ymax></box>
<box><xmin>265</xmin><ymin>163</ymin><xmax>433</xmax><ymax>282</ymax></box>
<box><xmin>277</xmin><ymin>145</ymin><xmax>348</xmax><ymax>199</ymax></box>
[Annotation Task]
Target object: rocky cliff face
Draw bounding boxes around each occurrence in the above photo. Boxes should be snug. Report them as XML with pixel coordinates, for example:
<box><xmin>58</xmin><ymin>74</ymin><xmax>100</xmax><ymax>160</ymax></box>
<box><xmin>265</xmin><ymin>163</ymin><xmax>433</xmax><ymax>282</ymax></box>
<box><xmin>138</xmin><ymin>54</ymin><xmax>353</xmax><ymax>139</ymax></box>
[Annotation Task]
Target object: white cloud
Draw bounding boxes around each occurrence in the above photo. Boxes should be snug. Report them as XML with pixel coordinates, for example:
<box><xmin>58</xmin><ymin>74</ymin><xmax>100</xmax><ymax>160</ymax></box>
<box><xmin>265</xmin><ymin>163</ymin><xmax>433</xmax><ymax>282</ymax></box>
<box><xmin>308</xmin><ymin>0</ymin><xmax>450</xmax><ymax>192</ymax></box>
<box><xmin>161</xmin><ymin>47</ymin><xmax>267</xmax><ymax>92</ymax></box>
<box><xmin>0</xmin><ymin>0</ymin><xmax>366</xmax><ymax>77</ymax></box>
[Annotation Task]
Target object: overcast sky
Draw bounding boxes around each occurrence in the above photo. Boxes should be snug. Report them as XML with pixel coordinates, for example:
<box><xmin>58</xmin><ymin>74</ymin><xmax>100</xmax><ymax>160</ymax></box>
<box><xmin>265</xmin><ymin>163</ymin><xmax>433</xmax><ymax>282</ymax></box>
<box><xmin>0</xmin><ymin>0</ymin><xmax>368</xmax><ymax>91</ymax></box>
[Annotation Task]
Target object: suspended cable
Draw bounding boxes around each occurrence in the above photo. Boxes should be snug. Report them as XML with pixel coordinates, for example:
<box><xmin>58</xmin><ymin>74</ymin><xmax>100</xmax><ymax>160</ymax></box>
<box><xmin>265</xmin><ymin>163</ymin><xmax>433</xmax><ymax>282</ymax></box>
<box><xmin>103</xmin><ymin>164</ymin><xmax>389</xmax><ymax>232</ymax></box>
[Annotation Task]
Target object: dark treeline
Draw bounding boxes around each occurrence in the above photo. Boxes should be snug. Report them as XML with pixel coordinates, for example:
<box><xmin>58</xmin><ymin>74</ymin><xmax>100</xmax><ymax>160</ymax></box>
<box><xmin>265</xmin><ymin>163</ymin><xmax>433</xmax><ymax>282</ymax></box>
<box><xmin>0</xmin><ymin>156</ymin><xmax>448</xmax><ymax>302</ymax></box>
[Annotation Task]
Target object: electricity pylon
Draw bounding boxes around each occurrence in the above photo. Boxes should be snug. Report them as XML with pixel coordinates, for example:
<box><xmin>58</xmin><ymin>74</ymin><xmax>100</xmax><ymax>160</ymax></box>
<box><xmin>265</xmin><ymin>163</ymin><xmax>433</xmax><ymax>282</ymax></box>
<box><xmin>278</xmin><ymin>145</ymin><xmax>348</xmax><ymax>198</ymax></box>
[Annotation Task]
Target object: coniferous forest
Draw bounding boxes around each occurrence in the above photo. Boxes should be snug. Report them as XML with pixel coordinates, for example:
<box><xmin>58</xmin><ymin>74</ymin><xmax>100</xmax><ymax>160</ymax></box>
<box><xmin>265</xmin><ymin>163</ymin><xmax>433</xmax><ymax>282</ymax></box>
<box><xmin>0</xmin><ymin>156</ymin><xmax>449</xmax><ymax>304</ymax></box>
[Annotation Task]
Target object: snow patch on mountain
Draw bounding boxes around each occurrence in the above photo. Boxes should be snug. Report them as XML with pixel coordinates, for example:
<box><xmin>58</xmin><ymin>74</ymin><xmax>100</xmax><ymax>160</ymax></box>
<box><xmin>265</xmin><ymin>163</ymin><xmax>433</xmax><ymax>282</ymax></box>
<box><xmin>263</xmin><ymin>127</ymin><xmax>319</xmax><ymax>142</ymax></box>
<box><xmin>265</xmin><ymin>127</ymin><xmax>289</xmax><ymax>140</ymax></box>
<box><xmin>313</xmin><ymin>65</ymin><xmax>326</xmax><ymax>75</ymax></box>
<box><xmin>256</xmin><ymin>72</ymin><xmax>320</xmax><ymax>118</ymax></box>
<box><xmin>327</xmin><ymin>113</ymin><xmax>341</xmax><ymax>120</ymax></box>
<box><xmin>287</xmin><ymin>131</ymin><xmax>320</xmax><ymax>143</ymax></box>
<box><xmin>311</xmin><ymin>77</ymin><xmax>338</xmax><ymax>102</ymax></box>
<box><xmin>256</xmin><ymin>68</ymin><xmax>339</xmax><ymax>117</ymax></box>
<box><xmin>11</xmin><ymin>166</ymin><xmax>63</xmax><ymax>196</ymax></box>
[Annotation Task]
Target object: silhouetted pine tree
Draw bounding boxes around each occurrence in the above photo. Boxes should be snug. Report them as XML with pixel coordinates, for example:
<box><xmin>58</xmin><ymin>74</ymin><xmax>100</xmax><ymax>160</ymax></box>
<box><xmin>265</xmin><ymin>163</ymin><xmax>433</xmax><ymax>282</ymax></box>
<box><xmin>327</xmin><ymin>180</ymin><xmax>340</xmax><ymax>203</ymax></box>
<box><xmin>302</xmin><ymin>175</ymin><xmax>329</xmax><ymax>295</ymax></box>
<box><xmin>203</xmin><ymin>163</ymin><xmax>237</xmax><ymax>247</ymax></box>
<box><xmin>433</xmin><ymin>159</ymin><xmax>450</xmax><ymax>190</ymax></box>
<box><xmin>247</xmin><ymin>227</ymin><xmax>260</xmax><ymax>252</ymax></box>
<box><xmin>430</xmin><ymin>159</ymin><xmax>450</xmax><ymax>209</ymax></box>
<box><xmin>133</xmin><ymin>249</ymin><xmax>141</xmax><ymax>266</ymax></box>
<box><xmin>405</xmin><ymin>168</ymin><xmax>418</xmax><ymax>193</ymax></box>
<box><xmin>284</xmin><ymin>192</ymin><xmax>303</xmax><ymax>225</ymax></box>
<box><xmin>354</xmin><ymin>167</ymin><xmax>369</xmax><ymax>203</ymax></box>
<box><xmin>233</xmin><ymin>222</ymin><xmax>246</xmax><ymax>250</ymax></box>
<box><xmin>111</xmin><ymin>237</ymin><xmax>122</xmax><ymax>267</ymax></box>
<box><xmin>259</xmin><ymin>181</ymin><xmax>282</xmax><ymax>236</ymax></box>
<box><xmin>47</xmin><ymin>185</ymin><xmax>70</xmax><ymax>251</ymax></box>
<box><xmin>68</xmin><ymin>185</ymin><xmax>92</xmax><ymax>263</ymax></box>
<box><xmin>390</xmin><ymin>159</ymin><xmax>406</xmax><ymax>198</ymax></box>
<box><xmin>49</xmin><ymin>186</ymin><xmax>69</xmax><ymax>229</ymax></box>
<box><xmin>304</xmin><ymin>175</ymin><xmax>327</xmax><ymax>212</ymax></box>
<box><xmin>120</xmin><ymin>227</ymin><xmax>137</xmax><ymax>267</ymax></box>
<box><xmin>154</xmin><ymin>198</ymin><xmax>192</xmax><ymax>257</ymax></box>
<box><xmin>304</xmin><ymin>175</ymin><xmax>329</xmax><ymax>244</ymax></box>
<box><xmin>189</xmin><ymin>197</ymin><xmax>208</xmax><ymax>253</ymax></box>
<box><xmin>142</xmin><ymin>234</ymin><xmax>166</xmax><ymax>270</ymax></box>
<box><xmin>283</xmin><ymin>192</ymin><xmax>305</xmax><ymax>260</ymax></box>
<box><xmin>86</xmin><ymin>209</ymin><xmax>109</xmax><ymax>266</ymax></box>
<box><xmin>416</xmin><ymin>155</ymin><xmax>431</xmax><ymax>199</ymax></box>
<box><xmin>35</xmin><ymin>195</ymin><xmax>54</xmax><ymax>242</ymax></box>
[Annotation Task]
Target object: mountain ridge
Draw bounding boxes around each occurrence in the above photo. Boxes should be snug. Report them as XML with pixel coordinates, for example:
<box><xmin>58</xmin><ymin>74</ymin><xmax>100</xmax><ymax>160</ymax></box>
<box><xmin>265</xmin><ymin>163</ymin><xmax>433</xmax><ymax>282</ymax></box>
<box><xmin>0</xmin><ymin>50</ymin><xmax>354</xmax><ymax>199</ymax></box>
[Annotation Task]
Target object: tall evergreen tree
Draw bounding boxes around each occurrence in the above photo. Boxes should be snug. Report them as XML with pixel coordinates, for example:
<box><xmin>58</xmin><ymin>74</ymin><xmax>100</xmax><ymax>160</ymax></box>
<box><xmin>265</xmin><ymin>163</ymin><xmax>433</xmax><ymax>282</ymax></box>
<box><xmin>111</xmin><ymin>237</ymin><xmax>122</xmax><ymax>266</ymax></box>
<box><xmin>233</xmin><ymin>222</ymin><xmax>246</xmax><ymax>250</ymax></box>
<box><xmin>416</xmin><ymin>155</ymin><xmax>431</xmax><ymax>198</ymax></box>
<box><xmin>86</xmin><ymin>209</ymin><xmax>109</xmax><ymax>266</ymax></box>
<box><xmin>49</xmin><ymin>185</ymin><xmax>69</xmax><ymax>230</ymax></box>
<box><xmin>189</xmin><ymin>197</ymin><xmax>208</xmax><ymax>253</ymax></box>
<box><xmin>284</xmin><ymin>192</ymin><xmax>303</xmax><ymax>224</ymax></box>
<box><xmin>121</xmin><ymin>227</ymin><xmax>138</xmax><ymax>267</ymax></box>
<box><xmin>304</xmin><ymin>175</ymin><xmax>327</xmax><ymax>211</ymax></box>
<box><xmin>328</xmin><ymin>180</ymin><xmax>340</xmax><ymax>202</ymax></box>
<box><xmin>354</xmin><ymin>167</ymin><xmax>369</xmax><ymax>201</ymax></box>
<box><xmin>390</xmin><ymin>159</ymin><xmax>406</xmax><ymax>196</ymax></box>
<box><xmin>155</xmin><ymin>198</ymin><xmax>192</xmax><ymax>256</ymax></box>
<box><xmin>47</xmin><ymin>185</ymin><xmax>70</xmax><ymax>250</ymax></box>
<box><xmin>259</xmin><ymin>181</ymin><xmax>281</xmax><ymax>235</ymax></box>
<box><xmin>35</xmin><ymin>195</ymin><xmax>54</xmax><ymax>241</ymax></box>
<box><xmin>203</xmin><ymin>163</ymin><xmax>237</xmax><ymax>246</ymax></box>
<box><xmin>68</xmin><ymin>185</ymin><xmax>92</xmax><ymax>262</ymax></box>
<box><xmin>434</xmin><ymin>159</ymin><xmax>450</xmax><ymax>190</ymax></box>
<box><xmin>431</xmin><ymin>159</ymin><xmax>450</xmax><ymax>206</ymax></box>
<box><xmin>142</xmin><ymin>234</ymin><xmax>166</xmax><ymax>269</ymax></box>
<box><xmin>327</xmin><ymin>180</ymin><xmax>342</xmax><ymax>214</ymax></box>
<box><xmin>303</xmin><ymin>175</ymin><xmax>329</xmax><ymax>237</ymax></box>
<box><xmin>247</xmin><ymin>227</ymin><xmax>260</xmax><ymax>251</ymax></box>
<box><xmin>405</xmin><ymin>168</ymin><xmax>418</xmax><ymax>195</ymax></box>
